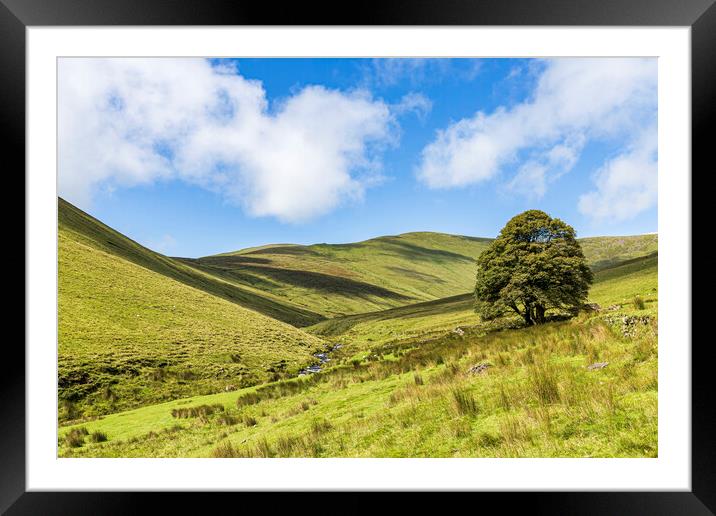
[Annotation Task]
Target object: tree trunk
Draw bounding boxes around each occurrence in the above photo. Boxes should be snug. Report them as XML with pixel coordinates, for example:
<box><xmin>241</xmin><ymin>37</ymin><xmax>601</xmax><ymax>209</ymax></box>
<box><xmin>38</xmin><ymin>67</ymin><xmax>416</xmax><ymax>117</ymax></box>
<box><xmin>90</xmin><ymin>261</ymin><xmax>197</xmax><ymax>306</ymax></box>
<box><xmin>523</xmin><ymin>304</ymin><xmax>534</xmax><ymax>326</ymax></box>
<box><xmin>535</xmin><ymin>304</ymin><xmax>546</xmax><ymax>324</ymax></box>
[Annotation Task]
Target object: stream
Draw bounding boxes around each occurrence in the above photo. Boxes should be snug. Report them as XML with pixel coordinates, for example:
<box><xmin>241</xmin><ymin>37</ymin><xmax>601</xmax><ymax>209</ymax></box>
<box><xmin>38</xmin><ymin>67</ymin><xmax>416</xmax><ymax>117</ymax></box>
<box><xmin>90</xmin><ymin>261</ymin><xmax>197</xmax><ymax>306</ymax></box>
<box><xmin>298</xmin><ymin>343</ymin><xmax>343</xmax><ymax>376</ymax></box>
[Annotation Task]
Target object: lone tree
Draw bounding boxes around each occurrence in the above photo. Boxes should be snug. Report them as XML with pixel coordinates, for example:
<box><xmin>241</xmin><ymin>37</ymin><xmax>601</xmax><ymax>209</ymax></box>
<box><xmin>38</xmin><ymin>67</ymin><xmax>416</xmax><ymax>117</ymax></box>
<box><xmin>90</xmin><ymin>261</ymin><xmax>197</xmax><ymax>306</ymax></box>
<box><xmin>475</xmin><ymin>210</ymin><xmax>593</xmax><ymax>325</ymax></box>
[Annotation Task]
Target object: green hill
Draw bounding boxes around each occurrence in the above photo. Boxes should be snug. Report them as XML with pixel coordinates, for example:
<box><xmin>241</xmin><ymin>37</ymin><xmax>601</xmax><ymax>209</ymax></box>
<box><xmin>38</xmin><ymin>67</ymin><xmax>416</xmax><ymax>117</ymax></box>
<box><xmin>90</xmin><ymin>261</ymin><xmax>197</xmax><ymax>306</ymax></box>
<box><xmin>59</xmin><ymin>198</ymin><xmax>323</xmax><ymax>326</ymax></box>
<box><xmin>308</xmin><ymin>293</ymin><xmax>476</xmax><ymax>344</ymax></box>
<box><xmin>589</xmin><ymin>253</ymin><xmax>658</xmax><ymax>310</ymax></box>
<box><xmin>58</xmin><ymin>199</ymin><xmax>326</xmax><ymax>421</ymax></box>
<box><xmin>188</xmin><ymin>232</ymin><xmax>493</xmax><ymax>318</ymax></box>
<box><xmin>188</xmin><ymin>233</ymin><xmax>657</xmax><ymax>320</ymax></box>
<box><xmin>579</xmin><ymin>234</ymin><xmax>658</xmax><ymax>271</ymax></box>
<box><xmin>307</xmin><ymin>251</ymin><xmax>658</xmax><ymax>349</ymax></box>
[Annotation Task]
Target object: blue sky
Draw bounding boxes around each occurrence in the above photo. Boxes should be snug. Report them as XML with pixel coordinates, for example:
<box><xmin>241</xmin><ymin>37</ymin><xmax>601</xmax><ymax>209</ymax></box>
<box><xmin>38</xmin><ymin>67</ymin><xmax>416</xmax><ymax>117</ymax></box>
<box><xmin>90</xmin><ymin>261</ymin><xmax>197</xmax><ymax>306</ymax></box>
<box><xmin>58</xmin><ymin>58</ymin><xmax>657</xmax><ymax>258</ymax></box>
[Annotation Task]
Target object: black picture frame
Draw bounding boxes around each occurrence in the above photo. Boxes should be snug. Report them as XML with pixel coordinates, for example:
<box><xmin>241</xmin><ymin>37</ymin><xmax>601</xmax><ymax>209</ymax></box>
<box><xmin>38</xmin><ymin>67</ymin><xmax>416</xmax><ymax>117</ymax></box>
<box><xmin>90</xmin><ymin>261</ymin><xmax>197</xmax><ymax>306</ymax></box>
<box><xmin>5</xmin><ymin>0</ymin><xmax>711</xmax><ymax>512</ymax></box>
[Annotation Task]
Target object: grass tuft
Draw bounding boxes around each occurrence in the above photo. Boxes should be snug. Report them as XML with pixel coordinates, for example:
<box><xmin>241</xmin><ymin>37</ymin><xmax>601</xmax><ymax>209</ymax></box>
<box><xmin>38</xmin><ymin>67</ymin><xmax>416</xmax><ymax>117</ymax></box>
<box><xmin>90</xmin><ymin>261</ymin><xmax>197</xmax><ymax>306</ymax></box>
<box><xmin>211</xmin><ymin>441</ymin><xmax>238</xmax><ymax>458</ymax></box>
<box><xmin>243</xmin><ymin>415</ymin><xmax>258</xmax><ymax>427</ymax></box>
<box><xmin>632</xmin><ymin>295</ymin><xmax>646</xmax><ymax>310</ymax></box>
<box><xmin>89</xmin><ymin>431</ymin><xmax>108</xmax><ymax>443</ymax></box>
<box><xmin>451</xmin><ymin>388</ymin><xmax>479</xmax><ymax>417</ymax></box>
<box><xmin>310</xmin><ymin>418</ymin><xmax>333</xmax><ymax>436</ymax></box>
<box><xmin>528</xmin><ymin>362</ymin><xmax>561</xmax><ymax>405</ymax></box>
<box><xmin>64</xmin><ymin>427</ymin><xmax>89</xmax><ymax>448</ymax></box>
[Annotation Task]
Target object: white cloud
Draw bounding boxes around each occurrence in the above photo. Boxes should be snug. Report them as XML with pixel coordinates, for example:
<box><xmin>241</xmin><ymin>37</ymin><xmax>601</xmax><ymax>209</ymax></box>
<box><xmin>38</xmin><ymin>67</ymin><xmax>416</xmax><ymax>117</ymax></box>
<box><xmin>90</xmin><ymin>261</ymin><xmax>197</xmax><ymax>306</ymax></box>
<box><xmin>545</xmin><ymin>134</ymin><xmax>585</xmax><ymax>174</ymax></box>
<box><xmin>392</xmin><ymin>92</ymin><xmax>432</xmax><ymax>121</ymax></box>
<box><xmin>58</xmin><ymin>58</ymin><xmax>394</xmax><ymax>222</ymax></box>
<box><xmin>416</xmin><ymin>58</ymin><xmax>657</xmax><ymax>209</ymax></box>
<box><xmin>505</xmin><ymin>133</ymin><xmax>585</xmax><ymax>200</ymax></box>
<box><xmin>578</xmin><ymin>125</ymin><xmax>657</xmax><ymax>221</ymax></box>
<box><xmin>370</xmin><ymin>59</ymin><xmax>445</xmax><ymax>86</ymax></box>
<box><xmin>368</xmin><ymin>58</ymin><xmax>482</xmax><ymax>87</ymax></box>
<box><xmin>505</xmin><ymin>162</ymin><xmax>548</xmax><ymax>199</ymax></box>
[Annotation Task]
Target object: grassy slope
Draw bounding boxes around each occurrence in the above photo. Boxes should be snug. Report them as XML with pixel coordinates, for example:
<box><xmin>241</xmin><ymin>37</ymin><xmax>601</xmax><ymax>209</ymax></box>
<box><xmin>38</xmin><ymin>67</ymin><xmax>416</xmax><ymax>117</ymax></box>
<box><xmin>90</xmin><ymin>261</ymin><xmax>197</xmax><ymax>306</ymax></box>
<box><xmin>60</xmin><ymin>248</ymin><xmax>657</xmax><ymax>458</ymax></box>
<box><xmin>187</xmin><ymin>233</ymin><xmax>493</xmax><ymax>317</ymax></box>
<box><xmin>59</xmin><ymin>199</ymin><xmax>327</xmax><ymax>421</ymax></box>
<box><xmin>59</xmin><ymin>198</ymin><xmax>323</xmax><ymax>327</ymax></box>
<box><xmin>307</xmin><ymin>252</ymin><xmax>658</xmax><ymax>350</ymax></box>
<box><xmin>186</xmin><ymin>233</ymin><xmax>657</xmax><ymax>320</ymax></box>
<box><xmin>579</xmin><ymin>234</ymin><xmax>658</xmax><ymax>271</ymax></box>
<box><xmin>308</xmin><ymin>294</ymin><xmax>477</xmax><ymax>346</ymax></box>
<box><xmin>590</xmin><ymin>254</ymin><xmax>658</xmax><ymax>314</ymax></box>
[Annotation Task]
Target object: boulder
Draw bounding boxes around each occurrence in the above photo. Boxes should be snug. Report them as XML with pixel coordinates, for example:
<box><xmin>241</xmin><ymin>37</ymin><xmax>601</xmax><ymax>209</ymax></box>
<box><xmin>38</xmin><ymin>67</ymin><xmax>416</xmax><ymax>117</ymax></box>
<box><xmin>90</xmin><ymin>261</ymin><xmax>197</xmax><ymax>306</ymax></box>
<box><xmin>587</xmin><ymin>362</ymin><xmax>609</xmax><ymax>371</ymax></box>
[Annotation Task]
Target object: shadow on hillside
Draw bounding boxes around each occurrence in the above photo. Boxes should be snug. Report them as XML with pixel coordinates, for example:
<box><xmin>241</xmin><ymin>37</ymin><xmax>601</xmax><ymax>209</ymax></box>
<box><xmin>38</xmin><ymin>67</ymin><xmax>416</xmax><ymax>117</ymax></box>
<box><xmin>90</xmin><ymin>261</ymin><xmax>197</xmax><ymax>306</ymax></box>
<box><xmin>198</xmin><ymin>255</ymin><xmax>273</xmax><ymax>265</ymax></box>
<box><xmin>244</xmin><ymin>246</ymin><xmax>319</xmax><ymax>256</ymax></box>
<box><xmin>228</xmin><ymin>265</ymin><xmax>413</xmax><ymax>300</ymax></box>
<box><xmin>590</xmin><ymin>251</ymin><xmax>659</xmax><ymax>272</ymax></box>
<box><xmin>312</xmin><ymin>238</ymin><xmax>476</xmax><ymax>263</ymax></box>
<box><xmin>380</xmin><ymin>240</ymin><xmax>476</xmax><ymax>263</ymax></box>
<box><xmin>386</xmin><ymin>266</ymin><xmax>446</xmax><ymax>284</ymax></box>
<box><xmin>177</xmin><ymin>258</ymin><xmax>282</xmax><ymax>291</ymax></box>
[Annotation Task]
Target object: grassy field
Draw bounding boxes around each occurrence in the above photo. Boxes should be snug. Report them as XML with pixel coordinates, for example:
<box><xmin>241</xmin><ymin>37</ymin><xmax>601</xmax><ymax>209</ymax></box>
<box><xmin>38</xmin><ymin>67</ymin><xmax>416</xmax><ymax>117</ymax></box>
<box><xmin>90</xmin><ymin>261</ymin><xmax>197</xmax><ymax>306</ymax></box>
<box><xmin>59</xmin><ymin>199</ymin><xmax>327</xmax><ymax>422</ymax></box>
<box><xmin>59</xmin><ymin>240</ymin><xmax>658</xmax><ymax>457</ymax></box>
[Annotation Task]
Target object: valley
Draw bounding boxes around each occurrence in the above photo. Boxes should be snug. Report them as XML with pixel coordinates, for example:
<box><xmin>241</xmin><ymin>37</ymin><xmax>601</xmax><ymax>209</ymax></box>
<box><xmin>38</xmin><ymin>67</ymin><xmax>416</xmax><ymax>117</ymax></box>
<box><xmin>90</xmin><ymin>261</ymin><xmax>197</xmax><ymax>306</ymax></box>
<box><xmin>58</xmin><ymin>198</ymin><xmax>658</xmax><ymax>457</ymax></box>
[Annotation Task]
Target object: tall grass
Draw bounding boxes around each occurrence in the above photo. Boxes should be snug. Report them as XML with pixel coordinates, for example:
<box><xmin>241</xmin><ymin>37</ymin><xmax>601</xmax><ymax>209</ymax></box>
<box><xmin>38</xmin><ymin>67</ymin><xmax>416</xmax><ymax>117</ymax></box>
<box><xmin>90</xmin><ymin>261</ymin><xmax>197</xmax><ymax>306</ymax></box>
<box><xmin>89</xmin><ymin>431</ymin><xmax>108</xmax><ymax>443</ymax></box>
<box><xmin>528</xmin><ymin>362</ymin><xmax>561</xmax><ymax>405</ymax></box>
<box><xmin>310</xmin><ymin>418</ymin><xmax>333</xmax><ymax>436</ymax></box>
<box><xmin>171</xmin><ymin>404</ymin><xmax>224</xmax><ymax>419</ymax></box>
<box><xmin>211</xmin><ymin>441</ymin><xmax>238</xmax><ymax>458</ymax></box>
<box><xmin>451</xmin><ymin>388</ymin><xmax>479</xmax><ymax>416</ymax></box>
<box><xmin>64</xmin><ymin>427</ymin><xmax>89</xmax><ymax>448</ymax></box>
<box><xmin>632</xmin><ymin>295</ymin><xmax>646</xmax><ymax>310</ymax></box>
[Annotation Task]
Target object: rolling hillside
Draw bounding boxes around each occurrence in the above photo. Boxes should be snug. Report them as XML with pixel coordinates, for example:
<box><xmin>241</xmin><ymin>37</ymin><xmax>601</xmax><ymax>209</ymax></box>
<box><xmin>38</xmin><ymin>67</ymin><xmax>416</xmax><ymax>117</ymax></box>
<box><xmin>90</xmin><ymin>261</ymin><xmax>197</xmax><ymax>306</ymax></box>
<box><xmin>590</xmin><ymin>253</ymin><xmax>658</xmax><ymax>310</ymax></box>
<box><xmin>59</xmin><ymin>198</ymin><xmax>323</xmax><ymax>326</ymax></box>
<box><xmin>58</xmin><ymin>197</ymin><xmax>657</xmax><ymax>426</ymax></box>
<box><xmin>59</xmin><ymin>250</ymin><xmax>658</xmax><ymax>458</ymax></box>
<box><xmin>184</xmin><ymin>232</ymin><xmax>657</xmax><ymax>320</ymax></box>
<box><xmin>579</xmin><ymin>234</ymin><xmax>658</xmax><ymax>271</ymax></box>
<box><xmin>58</xmin><ymin>199</ymin><xmax>326</xmax><ymax>421</ymax></box>
<box><xmin>309</xmin><ymin>293</ymin><xmax>476</xmax><ymax>345</ymax></box>
<box><xmin>308</xmin><ymin>251</ymin><xmax>658</xmax><ymax>349</ymax></box>
<box><xmin>185</xmin><ymin>233</ymin><xmax>493</xmax><ymax>318</ymax></box>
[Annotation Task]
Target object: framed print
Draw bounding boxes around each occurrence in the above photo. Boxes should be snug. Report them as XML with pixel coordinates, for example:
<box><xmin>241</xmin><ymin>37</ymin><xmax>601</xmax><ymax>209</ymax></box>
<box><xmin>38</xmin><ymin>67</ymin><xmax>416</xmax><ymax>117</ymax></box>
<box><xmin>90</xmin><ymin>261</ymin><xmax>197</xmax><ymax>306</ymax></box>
<box><xmin>5</xmin><ymin>0</ymin><xmax>713</xmax><ymax>512</ymax></box>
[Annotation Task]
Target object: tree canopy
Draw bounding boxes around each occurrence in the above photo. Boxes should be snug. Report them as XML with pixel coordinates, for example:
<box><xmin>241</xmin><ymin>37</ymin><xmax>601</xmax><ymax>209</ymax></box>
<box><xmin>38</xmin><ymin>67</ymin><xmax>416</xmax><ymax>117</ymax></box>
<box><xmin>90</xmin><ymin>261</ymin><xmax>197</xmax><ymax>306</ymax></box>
<box><xmin>475</xmin><ymin>210</ymin><xmax>593</xmax><ymax>325</ymax></box>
